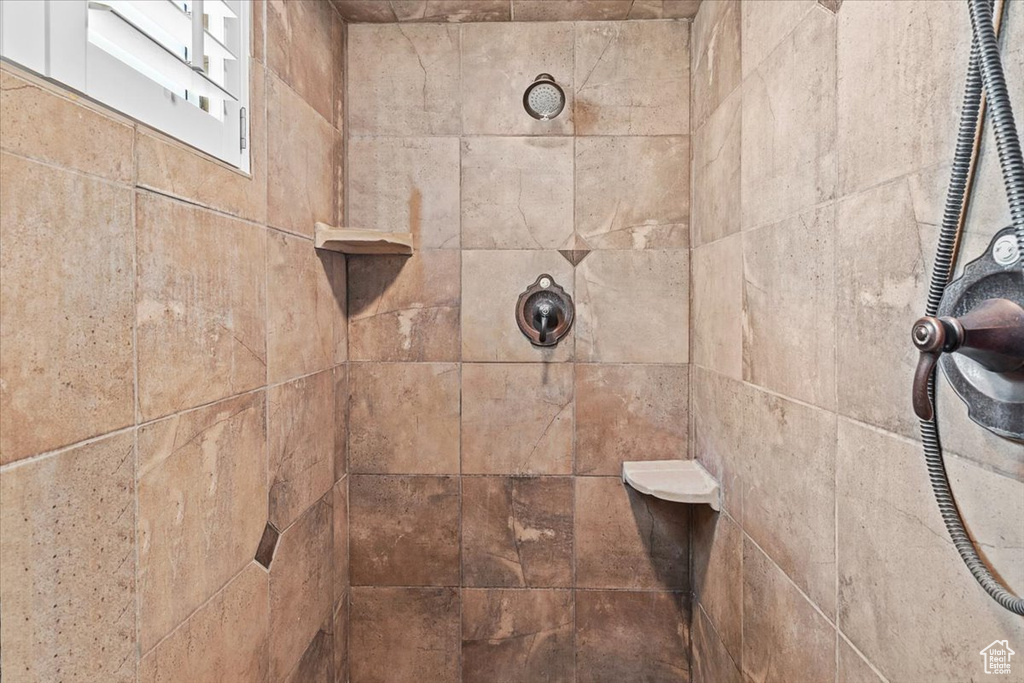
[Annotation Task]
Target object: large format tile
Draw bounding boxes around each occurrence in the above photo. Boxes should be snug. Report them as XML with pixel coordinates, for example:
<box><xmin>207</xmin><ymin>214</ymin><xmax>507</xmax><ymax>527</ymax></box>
<box><xmin>283</xmin><ymin>614</ymin><xmax>335</xmax><ymax>683</ymax></box>
<box><xmin>741</xmin><ymin>6</ymin><xmax>835</xmax><ymax>229</ymax></box>
<box><xmin>575</xmin><ymin>364</ymin><xmax>689</xmax><ymax>475</ymax></box>
<box><xmin>740</xmin><ymin>0</ymin><xmax>817</xmax><ymax>77</ymax></box>
<box><xmin>347</xmin><ymin>137</ymin><xmax>460</xmax><ymax>250</ymax></box>
<box><xmin>837</xmin><ymin>639</ymin><xmax>884</xmax><ymax>683</ymax></box>
<box><xmin>462</xmin><ymin>588</ymin><xmax>574</xmax><ymax>683</ymax></box>
<box><xmin>0</xmin><ymin>69</ymin><xmax>133</xmax><ymax>182</ymax></box>
<box><xmin>0</xmin><ymin>432</ymin><xmax>135</xmax><ymax>682</ymax></box>
<box><xmin>0</xmin><ymin>153</ymin><xmax>134</xmax><ymax>462</ymax></box>
<box><xmin>513</xmin><ymin>0</ymin><xmax>630</xmax><ymax>21</ymax></box>
<box><xmin>575</xmin><ymin>590</ymin><xmax>689</xmax><ymax>683</ymax></box>
<box><xmin>691</xmin><ymin>508</ymin><xmax>742</xmax><ymax>664</ymax></box>
<box><xmin>347</xmin><ymin>250</ymin><xmax>461</xmax><ymax>362</ymax></box>
<box><xmin>836</xmin><ymin>418</ymin><xmax>1024</xmax><ymax>682</ymax></box>
<box><xmin>392</xmin><ymin>0</ymin><xmax>511</xmax><ymax>22</ymax></box>
<box><xmin>462</xmin><ymin>477</ymin><xmax>573</xmax><ymax>588</ymax></box>
<box><xmin>691</xmin><ymin>89</ymin><xmax>741</xmax><ymax>248</ymax></box>
<box><xmin>269</xmin><ymin>369</ymin><xmax>337</xmax><ymax>529</ymax></box>
<box><xmin>575</xmin><ymin>476</ymin><xmax>689</xmax><ymax>590</ymax></box>
<box><xmin>267</xmin><ymin>0</ymin><xmax>342</xmax><ymax>123</ymax></box>
<box><xmin>349</xmin><ymin>475</ymin><xmax>461</xmax><ymax>586</ymax></box>
<box><xmin>349</xmin><ymin>588</ymin><xmax>460</xmax><ymax>683</ymax></box>
<box><xmin>691</xmin><ymin>606</ymin><xmax>742</xmax><ymax>683</ymax></box>
<box><xmin>348</xmin><ymin>363</ymin><xmax>460</xmax><ymax>474</ymax></box>
<box><xmin>461</xmin><ymin>137</ymin><xmax>575</xmax><ymax>249</ymax></box>
<box><xmin>691</xmin><ymin>0</ymin><xmax>741</xmax><ymax>131</ymax></box>
<box><xmin>462</xmin><ymin>23</ymin><xmax>574</xmax><ymax>135</ymax></box>
<box><xmin>575</xmin><ymin>136</ymin><xmax>690</xmax><ymax>249</ymax></box>
<box><xmin>270</xmin><ymin>497</ymin><xmax>335</xmax><ymax>682</ymax></box>
<box><xmin>573</xmin><ymin>22</ymin><xmax>689</xmax><ymax>136</ymax></box>
<box><xmin>462</xmin><ymin>250</ymin><xmax>575</xmax><ymax>362</ymax></box>
<box><xmin>347</xmin><ymin>24</ymin><xmax>461</xmax><ymax>136</ymax></box>
<box><xmin>742</xmin><ymin>205</ymin><xmax>836</xmax><ymax>409</ymax></box>
<box><xmin>139</xmin><ymin>563</ymin><xmax>269</xmax><ymax>683</ymax></box>
<box><xmin>267</xmin><ymin>231</ymin><xmax>345</xmax><ymax>384</ymax></box>
<box><xmin>267</xmin><ymin>73</ymin><xmax>339</xmax><ymax>237</ymax></box>
<box><xmin>462</xmin><ymin>363</ymin><xmax>574</xmax><ymax>475</ymax></box>
<box><xmin>690</xmin><ymin>365</ymin><xmax>750</xmax><ymax>520</ymax></box>
<box><xmin>575</xmin><ymin>250</ymin><xmax>688</xmax><ymax>363</ymax></box>
<box><xmin>691</xmin><ymin>233</ymin><xmax>742</xmax><ymax>379</ymax></box>
<box><xmin>742</xmin><ymin>537</ymin><xmax>835</xmax><ymax>683</ymax></box>
<box><xmin>137</xmin><ymin>393</ymin><xmax>267</xmax><ymax>650</ymax></box>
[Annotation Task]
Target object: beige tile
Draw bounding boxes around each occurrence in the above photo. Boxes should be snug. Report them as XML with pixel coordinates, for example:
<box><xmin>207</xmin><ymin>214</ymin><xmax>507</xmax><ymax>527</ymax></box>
<box><xmin>575</xmin><ymin>476</ymin><xmax>689</xmax><ymax>590</ymax></box>
<box><xmin>690</xmin><ymin>365</ymin><xmax>749</xmax><ymax>521</ymax></box>
<box><xmin>462</xmin><ymin>250</ymin><xmax>575</xmax><ymax>362</ymax></box>
<box><xmin>575</xmin><ymin>250</ymin><xmax>688</xmax><ymax>363</ymax></box>
<box><xmin>392</xmin><ymin>0</ymin><xmax>512</xmax><ymax>21</ymax></box>
<box><xmin>270</xmin><ymin>496</ymin><xmax>335</xmax><ymax>682</ymax></box>
<box><xmin>691</xmin><ymin>606</ymin><xmax>742</xmax><ymax>683</ymax></box>
<box><xmin>574</xmin><ymin>21</ymin><xmax>689</xmax><ymax>136</ymax></box>
<box><xmin>691</xmin><ymin>0</ymin><xmax>741</xmax><ymax>130</ymax></box>
<box><xmin>347</xmin><ymin>251</ymin><xmax>461</xmax><ymax>361</ymax></box>
<box><xmin>629</xmin><ymin>0</ymin><xmax>702</xmax><ymax>19</ymax></box>
<box><xmin>836</xmin><ymin>0</ymin><xmax>969</xmax><ymax>195</ymax></box>
<box><xmin>347</xmin><ymin>137</ymin><xmax>460</xmax><ymax>250</ymax></box>
<box><xmin>0</xmin><ymin>153</ymin><xmax>134</xmax><ymax>462</ymax></box>
<box><xmin>0</xmin><ymin>69</ymin><xmax>133</xmax><ymax>182</ymax></box>
<box><xmin>740</xmin><ymin>386</ymin><xmax>836</xmax><ymax>618</ymax></box>
<box><xmin>691</xmin><ymin>88</ymin><xmax>741</xmax><ymax>248</ymax></box>
<box><xmin>462</xmin><ymin>23</ymin><xmax>574</xmax><ymax>135</ymax></box>
<box><xmin>691</xmin><ymin>508</ymin><xmax>742</xmax><ymax>664</ymax></box>
<box><xmin>741</xmin><ymin>6</ymin><xmax>835</xmax><ymax>229</ymax></box>
<box><xmin>836</xmin><ymin>418</ymin><xmax>1024</xmax><ymax>682</ymax></box>
<box><xmin>349</xmin><ymin>475</ymin><xmax>461</xmax><ymax>586</ymax></box>
<box><xmin>136</xmin><ymin>60</ymin><xmax>268</xmax><ymax>225</ymax></box>
<box><xmin>740</xmin><ymin>0</ymin><xmax>817</xmax><ymax>77</ymax></box>
<box><xmin>742</xmin><ymin>205</ymin><xmax>836</xmax><ymax>409</ymax></box>
<box><xmin>332</xmin><ymin>596</ymin><xmax>349</xmax><ymax>682</ymax></box>
<box><xmin>575</xmin><ymin>590</ymin><xmax>689</xmax><ymax>683</ymax></box>
<box><xmin>333</xmin><ymin>365</ymin><xmax>349</xmax><ymax>479</ymax></box>
<box><xmin>742</xmin><ymin>537</ymin><xmax>835</xmax><ymax>683</ymax></box>
<box><xmin>462</xmin><ymin>477</ymin><xmax>574</xmax><ymax>588</ymax></box>
<box><xmin>267</xmin><ymin>0</ymin><xmax>342</xmax><ymax>123</ymax></box>
<box><xmin>0</xmin><ymin>432</ymin><xmax>135</xmax><ymax>682</ymax></box>
<box><xmin>136</xmin><ymin>192</ymin><xmax>266</xmax><ymax>421</ymax></box>
<box><xmin>462</xmin><ymin>588</ymin><xmax>574</xmax><ymax>683</ymax></box>
<box><xmin>462</xmin><ymin>363</ymin><xmax>574</xmax><ymax>475</ymax></box>
<box><xmin>575</xmin><ymin>364</ymin><xmax>689</xmax><ymax>475</ymax></box>
<box><xmin>349</xmin><ymin>587</ymin><xmax>460</xmax><ymax>683</ymax></box>
<box><xmin>691</xmin><ymin>233</ymin><xmax>743</xmax><ymax>379</ymax></box>
<box><xmin>252</xmin><ymin>0</ymin><xmax>265</xmax><ymax>63</ymax></box>
<box><xmin>283</xmin><ymin>613</ymin><xmax>335</xmax><ymax>683</ymax></box>
<box><xmin>333</xmin><ymin>478</ymin><xmax>349</xmax><ymax>601</ymax></box>
<box><xmin>269</xmin><ymin>369</ymin><xmax>337</xmax><ymax>529</ymax></box>
<box><xmin>513</xmin><ymin>0</ymin><xmax>629</xmax><ymax>21</ymax></box>
<box><xmin>462</xmin><ymin>137</ymin><xmax>575</xmax><ymax>249</ymax></box>
<box><xmin>837</xmin><ymin>639</ymin><xmax>884</xmax><ymax>683</ymax></box>
<box><xmin>138</xmin><ymin>393</ymin><xmax>268</xmax><ymax>650</ymax></box>
<box><xmin>331</xmin><ymin>0</ymin><xmax>397</xmax><ymax>21</ymax></box>
<box><xmin>267</xmin><ymin>231</ymin><xmax>345</xmax><ymax>384</ymax></box>
<box><xmin>348</xmin><ymin>363</ymin><xmax>460</xmax><ymax>474</ymax></box>
<box><xmin>139</xmin><ymin>563</ymin><xmax>269</xmax><ymax>683</ymax></box>
<box><xmin>267</xmin><ymin>73</ymin><xmax>338</xmax><ymax>237</ymax></box>
<box><xmin>347</xmin><ymin>24</ymin><xmax>461</xmax><ymax>135</ymax></box>
<box><xmin>575</xmin><ymin>136</ymin><xmax>690</xmax><ymax>249</ymax></box>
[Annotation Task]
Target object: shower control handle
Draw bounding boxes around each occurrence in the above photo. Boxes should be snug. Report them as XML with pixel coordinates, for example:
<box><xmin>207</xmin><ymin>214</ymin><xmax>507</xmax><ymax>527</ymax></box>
<box><xmin>911</xmin><ymin>298</ymin><xmax>1024</xmax><ymax>420</ymax></box>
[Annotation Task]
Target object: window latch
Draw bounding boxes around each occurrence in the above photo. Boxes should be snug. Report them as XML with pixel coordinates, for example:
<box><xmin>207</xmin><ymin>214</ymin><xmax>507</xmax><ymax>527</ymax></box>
<box><xmin>240</xmin><ymin>107</ymin><xmax>247</xmax><ymax>151</ymax></box>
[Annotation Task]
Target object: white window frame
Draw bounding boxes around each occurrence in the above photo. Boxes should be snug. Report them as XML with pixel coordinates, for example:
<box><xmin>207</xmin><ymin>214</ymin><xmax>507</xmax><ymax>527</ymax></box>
<box><xmin>0</xmin><ymin>0</ymin><xmax>250</xmax><ymax>172</ymax></box>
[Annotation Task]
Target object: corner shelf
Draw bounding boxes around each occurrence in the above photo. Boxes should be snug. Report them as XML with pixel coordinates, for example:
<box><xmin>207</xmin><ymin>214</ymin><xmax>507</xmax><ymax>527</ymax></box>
<box><xmin>622</xmin><ymin>459</ymin><xmax>721</xmax><ymax>510</ymax></box>
<box><xmin>314</xmin><ymin>223</ymin><xmax>414</xmax><ymax>255</ymax></box>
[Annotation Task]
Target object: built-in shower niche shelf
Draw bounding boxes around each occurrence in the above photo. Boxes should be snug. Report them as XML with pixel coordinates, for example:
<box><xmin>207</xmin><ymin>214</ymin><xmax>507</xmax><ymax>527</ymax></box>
<box><xmin>622</xmin><ymin>460</ymin><xmax>721</xmax><ymax>511</ymax></box>
<box><xmin>314</xmin><ymin>223</ymin><xmax>414</xmax><ymax>255</ymax></box>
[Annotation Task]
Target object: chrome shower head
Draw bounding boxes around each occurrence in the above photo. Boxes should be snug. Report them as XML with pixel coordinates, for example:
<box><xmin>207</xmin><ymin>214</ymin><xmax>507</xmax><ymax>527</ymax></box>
<box><xmin>523</xmin><ymin>73</ymin><xmax>565</xmax><ymax>120</ymax></box>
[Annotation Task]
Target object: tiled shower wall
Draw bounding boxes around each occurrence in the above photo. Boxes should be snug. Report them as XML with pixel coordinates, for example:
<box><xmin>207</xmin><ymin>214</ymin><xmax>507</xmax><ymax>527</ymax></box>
<box><xmin>689</xmin><ymin>1</ymin><xmax>1024</xmax><ymax>682</ymax></box>
<box><xmin>344</xmin><ymin>19</ymin><xmax>692</xmax><ymax>682</ymax></box>
<box><xmin>0</xmin><ymin>1</ymin><xmax>349</xmax><ymax>680</ymax></box>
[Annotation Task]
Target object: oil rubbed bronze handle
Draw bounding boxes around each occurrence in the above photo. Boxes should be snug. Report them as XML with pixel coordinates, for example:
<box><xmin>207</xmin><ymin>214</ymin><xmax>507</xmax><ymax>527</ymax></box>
<box><xmin>912</xmin><ymin>298</ymin><xmax>1024</xmax><ymax>420</ymax></box>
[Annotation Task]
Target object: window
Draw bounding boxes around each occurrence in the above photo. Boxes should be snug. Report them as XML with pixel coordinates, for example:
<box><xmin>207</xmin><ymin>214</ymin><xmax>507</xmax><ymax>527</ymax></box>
<box><xmin>0</xmin><ymin>0</ymin><xmax>250</xmax><ymax>171</ymax></box>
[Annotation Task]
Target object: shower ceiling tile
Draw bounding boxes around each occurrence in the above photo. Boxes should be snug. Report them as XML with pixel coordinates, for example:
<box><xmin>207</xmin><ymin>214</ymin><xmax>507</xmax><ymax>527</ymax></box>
<box><xmin>573</xmin><ymin>21</ymin><xmax>689</xmax><ymax>136</ymax></box>
<box><xmin>575</xmin><ymin>136</ymin><xmax>690</xmax><ymax>249</ymax></box>
<box><xmin>461</xmin><ymin>137</ymin><xmax>575</xmax><ymax>249</ymax></box>
<box><xmin>331</xmin><ymin>0</ymin><xmax>398</xmax><ymax>22</ymax></box>
<box><xmin>514</xmin><ymin>0</ymin><xmax>628</xmax><ymax>21</ymax></box>
<box><xmin>347</xmin><ymin>24</ymin><xmax>461</xmax><ymax>136</ymax></box>
<box><xmin>391</xmin><ymin>0</ymin><xmax>512</xmax><ymax>22</ymax></box>
<box><xmin>347</xmin><ymin>137</ymin><xmax>461</xmax><ymax>250</ymax></box>
<box><xmin>462</xmin><ymin>22</ymin><xmax>574</xmax><ymax>136</ymax></box>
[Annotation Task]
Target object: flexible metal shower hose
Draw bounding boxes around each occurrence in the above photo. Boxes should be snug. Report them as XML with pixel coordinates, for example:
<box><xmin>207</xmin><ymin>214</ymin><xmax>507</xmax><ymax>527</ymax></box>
<box><xmin>919</xmin><ymin>0</ymin><xmax>1024</xmax><ymax>616</ymax></box>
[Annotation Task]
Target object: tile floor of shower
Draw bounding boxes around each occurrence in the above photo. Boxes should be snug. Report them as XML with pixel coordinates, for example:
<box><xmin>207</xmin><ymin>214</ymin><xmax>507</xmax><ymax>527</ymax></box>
<box><xmin>1</xmin><ymin>1</ymin><xmax>1022</xmax><ymax>682</ymax></box>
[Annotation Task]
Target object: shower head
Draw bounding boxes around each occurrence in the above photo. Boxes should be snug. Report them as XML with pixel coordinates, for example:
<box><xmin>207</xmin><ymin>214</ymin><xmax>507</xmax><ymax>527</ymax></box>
<box><xmin>523</xmin><ymin>74</ymin><xmax>565</xmax><ymax>120</ymax></box>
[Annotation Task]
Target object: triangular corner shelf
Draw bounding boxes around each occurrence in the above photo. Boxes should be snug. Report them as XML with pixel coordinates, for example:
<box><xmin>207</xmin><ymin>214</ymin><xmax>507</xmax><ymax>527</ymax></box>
<box><xmin>314</xmin><ymin>223</ymin><xmax>414</xmax><ymax>255</ymax></box>
<box><xmin>622</xmin><ymin>459</ymin><xmax>721</xmax><ymax>510</ymax></box>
